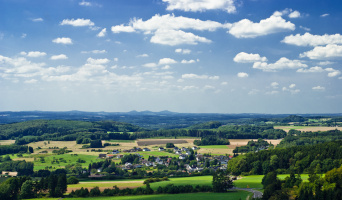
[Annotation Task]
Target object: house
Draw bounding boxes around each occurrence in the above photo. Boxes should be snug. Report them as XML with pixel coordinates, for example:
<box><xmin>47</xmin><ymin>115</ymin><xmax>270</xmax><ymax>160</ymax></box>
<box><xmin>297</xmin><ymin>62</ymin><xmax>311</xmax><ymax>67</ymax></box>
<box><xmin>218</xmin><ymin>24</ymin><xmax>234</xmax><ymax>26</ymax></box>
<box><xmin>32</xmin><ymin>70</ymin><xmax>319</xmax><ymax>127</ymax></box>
<box><xmin>196</xmin><ymin>167</ymin><xmax>204</xmax><ymax>172</ymax></box>
<box><xmin>97</xmin><ymin>168</ymin><xmax>102</xmax><ymax>173</ymax></box>
<box><xmin>159</xmin><ymin>147</ymin><xmax>165</xmax><ymax>151</ymax></box>
<box><xmin>136</xmin><ymin>148</ymin><xmax>142</xmax><ymax>151</ymax></box>
<box><xmin>182</xmin><ymin>147</ymin><xmax>188</xmax><ymax>151</ymax></box>
<box><xmin>175</xmin><ymin>150</ymin><xmax>182</xmax><ymax>154</ymax></box>
<box><xmin>179</xmin><ymin>154</ymin><xmax>186</xmax><ymax>160</ymax></box>
<box><xmin>196</xmin><ymin>155</ymin><xmax>204</xmax><ymax>162</ymax></box>
<box><xmin>185</xmin><ymin>151</ymin><xmax>191</xmax><ymax>155</ymax></box>
<box><xmin>173</xmin><ymin>147</ymin><xmax>179</xmax><ymax>151</ymax></box>
<box><xmin>125</xmin><ymin>162</ymin><xmax>133</xmax><ymax>169</ymax></box>
<box><xmin>106</xmin><ymin>154</ymin><xmax>114</xmax><ymax>158</ymax></box>
<box><xmin>98</xmin><ymin>154</ymin><xmax>107</xmax><ymax>158</ymax></box>
<box><xmin>143</xmin><ymin>148</ymin><xmax>151</xmax><ymax>151</ymax></box>
<box><xmin>192</xmin><ymin>146</ymin><xmax>198</xmax><ymax>150</ymax></box>
<box><xmin>1</xmin><ymin>171</ymin><xmax>18</xmax><ymax>177</ymax></box>
<box><xmin>116</xmin><ymin>154</ymin><xmax>124</xmax><ymax>159</ymax></box>
<box><xmin>111</xmin><ymin>150</ymin><xmax>120</xmax><ymax>154</ymax></box>
<box><xmin>145</xmin><ymin>162</ymin><xmax>153</xmax><ymax>167</ymax></box>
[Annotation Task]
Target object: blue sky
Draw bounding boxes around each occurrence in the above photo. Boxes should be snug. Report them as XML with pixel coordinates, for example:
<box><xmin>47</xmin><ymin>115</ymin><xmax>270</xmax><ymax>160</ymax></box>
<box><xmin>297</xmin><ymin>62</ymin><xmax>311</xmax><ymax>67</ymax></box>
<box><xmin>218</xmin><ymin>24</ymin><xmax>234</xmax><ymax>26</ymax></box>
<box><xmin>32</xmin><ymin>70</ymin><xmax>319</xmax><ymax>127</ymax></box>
<box><xmin>0</xmin><ymin>0</ymin><xmax>342</xmax><ymax>113</ymax></box>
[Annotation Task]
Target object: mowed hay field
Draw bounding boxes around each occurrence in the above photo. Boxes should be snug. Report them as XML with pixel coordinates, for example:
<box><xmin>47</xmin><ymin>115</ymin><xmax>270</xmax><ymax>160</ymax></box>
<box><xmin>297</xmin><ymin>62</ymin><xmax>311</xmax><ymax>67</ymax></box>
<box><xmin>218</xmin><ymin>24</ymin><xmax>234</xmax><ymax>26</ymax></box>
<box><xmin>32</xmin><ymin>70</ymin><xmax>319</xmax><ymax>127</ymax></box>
<box><xmin>67</xmin><ymin>180</ymin><xmax>144</xmax><ymax>193</ymax></box>
<box><xmin>227</xmin><ymin>139</ymin><xmax>282</xmax><ymax>149</ymax></box>
<box><xmin>0</xmin><ymin>140</ymin><xmax>15</xmax><ymax>145</ymax></box>
<box><xmin>136</xmin><ymin>139</ymin><xmax>197</xmax><ymax>147</ymax></box>
<box><xmin>274</xmin><ymin>126</ymin><xmax>342</xmax><ymax>133</ymax></box>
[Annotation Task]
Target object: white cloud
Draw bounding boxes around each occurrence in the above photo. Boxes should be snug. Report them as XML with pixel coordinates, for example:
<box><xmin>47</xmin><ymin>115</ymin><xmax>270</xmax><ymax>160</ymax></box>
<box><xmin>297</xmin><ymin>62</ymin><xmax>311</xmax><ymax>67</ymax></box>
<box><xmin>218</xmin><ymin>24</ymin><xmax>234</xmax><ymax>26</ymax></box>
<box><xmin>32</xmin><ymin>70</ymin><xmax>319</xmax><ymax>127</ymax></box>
<box><xmin>24</xmin><ymin>79</ymin><xmax>38</xmax><ymax>84</ymax></box>
<box><xmin>79</xmin><ymin>1</ymin><xmax>91</xmax><ymax>6</ymax></box>
<box><xmin>253</xmin><ymin>57</ymin><xmax>307</xmax><ymax>72</ymax></box>
<box><xmin>111</xmin><ymin>24</ymin><xmax>136</xmax><ymax>33</ymax></box>
<box><xmin>321</xmin><ymin>13</ymin><xmax>329</xmax><ymax>17</ymax></box>
<box><xmin>282</xmin><ymin>87</ymin><xmax>300</xmax><ymax>94</ymax></box>
<box><xmin>86</xmin><ymin>57</ymin><xmax>110</xmax><ymax>65</ymax></box>
<box><xmin>221</xmin><ymin>81</ymin><xmax>228</xmax><ymax>85</ymax></box>
<box><xmin>266</xmin><ymin>90</ymin><xmax>279</xmax><ymax>95</ymax></box>
<box><xmin>182</xmin><ymin>73</ymin><xmax>219</xmax><ymax>80</ymax></box>
<box><xmin>21</xmin><ymin>33</ymin><xmax>27</xmax><ymax>38</ymax></box>
<box><xmin>181</xmin><ymin>59</ymin><xmax>196</xmax><ymax>64</ymax></box>
<box><xmin>271</xmin><ymin>82</ymin><xmax>279</xmax><ymax>88</ymax></box>
<box><xmin>228</xmin><ymin>13</ymin><xmax>295</xmax><ymax>38</ymax></box>
<box><xmin>299</xmin><ymin>26</ymin><xmax>310</xmax><ymax>31</ymax></box>
<box><xmin>60</xmin><ymin>18</ymin><xmax>95</xmax><ymax>27</ymax></box>
<box><xmin>288</xmin><ymin>10</ymin><xmax>301</xmax><ymax>18</ymax></box>
<box><xmin>142</xmin><ymin>63</ymin><xmax>158</xmax><ymax>68</ymax></box>
<box><xmin>81</xmin><ymin>50</ymin><xmax>107</xmax><ymax>54</ymax></box>
<box><xmin>162</xmin><ymin>0</ymin><xmax>236</xmax><ymax>13</ymax></box>
<box><xmin>297</xmin><ymin>66</ymin><xmax>324</xmax><ymax>73</ymax></box>
<box><xmin>50</xmin><ymin>54</ymin><xmax>68</xmax><ymax>60</ymax></box>
<box><xmin>237</xmin><ymin>72</ymin><xmax>248</xmax><ymax>78</ymax></box>
<box><xmin>113</xmin><ymin>58</ymin><xmax>119</xmax><ymax>62</ymax></box>
<box><xmin>162</xmin><ymin>65</ymin><xmax>171</xmax><ymax>70</ymax></box>
<box><xmin>282</xmin><ymin>33</ymin><xmax>342</xmax><ymax>47</ymax></box>
<box><xmin>137</xmin><ymin>54</ymin><xmax>149</xmax><ymax>58</ymax></box>
<box><xmin>325</xmin><ymin>68</ymin><xmax>341</xmax><ymax>77</ymax></box>
<box><xmin>158</xmin><ymin>58</ymin><xmax>177</xmax><ymax>65</ymax></box>
<box><xmin>175</xmin><ymin>48</ymin><xmax>191</xmax><ymax>54</ymax></box>
<box><xmin>111</xmin><ymin>14</ymin><xmax>227</xmax><ymax>45</ymax></box>
<box><xmin>300</xmin><ymin>44</ymin><xmax>342</xmax><ymax>59</ymax></box>
<box><xmin>318</xmin><ymin>61</ymin><xmax>334</xmax><ymax>66</ymax></box>
<box><xmin>25</xmin><ymin>51</ymin><xmax>46</xmax><ymax>57</ymax></box>
<box><xmin>97</xmin><ymin>28</ymin><xmax>107</xmax><ymax>37</ymax></box>
<box><xmin>32</xmin><ymin>18</ymin><xmax>43</xmax><ymax>22</ymax></box>
<box><xmin>151</xmin><ymin>29</ymin><xmax>211</xmax><ymax>46</ymax></box>
<box><xmin>52</xmin><ymin>37</ymin><xmax>73</xmax><ymax>44</ymax></box>
<box><xmin>312</xmin><ymin>86</ymin><xmax>325</xmax><ymax>90</ymax></box>
<box><xmin>289</xmin><ymin>84</ymin><xmax>296</xmax><ymax>88</ymax></box>
<box><xmin>234</xmin><ymin>52</ymin><xmax>267</xmax><ymax>63</ymax></box>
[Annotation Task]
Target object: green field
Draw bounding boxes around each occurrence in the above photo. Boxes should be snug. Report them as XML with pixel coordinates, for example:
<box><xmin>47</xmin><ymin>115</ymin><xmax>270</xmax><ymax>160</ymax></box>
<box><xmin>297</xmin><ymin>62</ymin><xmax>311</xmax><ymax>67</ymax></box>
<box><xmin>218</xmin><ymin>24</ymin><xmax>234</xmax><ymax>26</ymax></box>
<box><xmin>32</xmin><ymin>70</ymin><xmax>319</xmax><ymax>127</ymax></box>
<box><xmin>149</xmin><ymin>176</ymin><xmax>212</xmax><ymax>190</ymax></box>
<box><xmin>33</xmin><ymin>153</ymin><xmax>98</xmax><ymax>170</ymax></box>
<box><xmin>62</xmin><ymin>191</ymin><xmax>251</xmax><ymax>200</ymax></box>
<box><xmin>135</xmin><ymin>151</ymin><xmax>178</xmax><ymax>159</ymax></box>
<box><xmin>235</xmin><ymin>174</ymin><xmax>311</xmax><ymax>189</ymax></box>
<box><xmin>68</xmin><ymin>181</ymin><xmax>143</xmax><ymax>189</ymax></box>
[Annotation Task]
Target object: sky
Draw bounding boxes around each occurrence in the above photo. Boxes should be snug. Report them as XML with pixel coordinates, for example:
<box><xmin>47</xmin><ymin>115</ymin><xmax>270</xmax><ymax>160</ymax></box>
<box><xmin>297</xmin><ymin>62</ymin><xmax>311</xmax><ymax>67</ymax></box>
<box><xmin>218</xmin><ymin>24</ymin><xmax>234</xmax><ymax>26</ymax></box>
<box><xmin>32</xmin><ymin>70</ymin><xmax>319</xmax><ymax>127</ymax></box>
<box><xmin>0</xmin><ymin>0</ymin><xmax>342</xmax><ymax>114</ymax></box>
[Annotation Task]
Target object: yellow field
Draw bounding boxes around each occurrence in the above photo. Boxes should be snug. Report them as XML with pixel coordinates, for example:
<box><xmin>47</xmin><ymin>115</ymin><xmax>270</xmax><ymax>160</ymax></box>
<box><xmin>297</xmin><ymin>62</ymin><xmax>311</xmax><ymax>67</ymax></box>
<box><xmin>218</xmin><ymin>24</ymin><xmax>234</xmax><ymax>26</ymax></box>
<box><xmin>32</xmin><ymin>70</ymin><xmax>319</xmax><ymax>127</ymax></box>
<box><xmin>274</xmin><ymin>126</ymin><xmax>342</xmax><ymax>133</ymax></box>
<box><xmin>0</xmin><ymin>140</ymin><xmax>15</xmax><ymax>145</ymax></box>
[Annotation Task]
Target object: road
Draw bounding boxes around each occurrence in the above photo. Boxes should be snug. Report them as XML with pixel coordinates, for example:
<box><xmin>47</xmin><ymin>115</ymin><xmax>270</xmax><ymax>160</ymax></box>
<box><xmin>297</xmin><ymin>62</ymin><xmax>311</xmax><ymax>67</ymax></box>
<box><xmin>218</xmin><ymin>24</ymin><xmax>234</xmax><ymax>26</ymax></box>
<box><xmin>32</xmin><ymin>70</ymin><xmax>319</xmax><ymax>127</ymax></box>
<box><xmin>230</xmin><ymin>187</ymin><xmax>263</xmax><ymax>199</ymax></box>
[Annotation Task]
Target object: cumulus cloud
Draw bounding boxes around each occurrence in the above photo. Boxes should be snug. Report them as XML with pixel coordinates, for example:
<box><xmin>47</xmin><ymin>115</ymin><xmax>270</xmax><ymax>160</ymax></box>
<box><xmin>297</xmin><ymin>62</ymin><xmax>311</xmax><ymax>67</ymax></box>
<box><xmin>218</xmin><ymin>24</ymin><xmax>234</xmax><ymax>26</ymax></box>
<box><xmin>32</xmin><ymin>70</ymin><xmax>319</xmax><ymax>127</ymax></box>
<box><xmin>86</xmin><ymin>57</ymin><xmax>110</xmax><ymax>65</ymax></box>
<box><xmin>52</xmin><ymin>37</ymin><xmax>73</xmax><ymax>44</ymax></box>
<box><xmin>297</xmin><ymin>66</ymin><xmax>324</xmax><ymax>73</ymax></box>
<box><xmin>137</xmin><ymin>54</ymin><xmax>149</xmax><ymax>58</ymax></box>
<box><xmin>97</xmin><ymin>28</ymin><xmax>107</xmax><ymax>37</ymax></box>
<box><xmin>253</xmin><ymin>57</ymin><xmax>307</xmax><ymax>72</ymax></box>
<box><xmin>162</xmin><ymin>0</ymin><xmax>236</xmax><ymax>13</ymax></box>
<box><xmin>142</xmin><ymin>63</ymin><xmax>158</xmax><ymax>68</ymax></box>
<box><xmin>151</xmin><ymin>29</ymin><xmax>211</xmax><ymax>46</ymax></box>
<box><xmin>300</xmin><ymin>44</ymin><xmax>342</xmax><ymax>59</ymax></box>
<box><xmin>60</xmin><ymin>18</ymin><xmax>95</xmax><ymax>27</ymax></box>
<box><xmin>282</xmin><ymin>86</ymin><xmax>300</xmax><ymax>94</ymax></box>
<box><xmin>182</xmin><ymin>73</ymin><xmax>219</xmax><ymax>80</ymax></box>
<box><xmin>181</xmin><ymin>59</ymin><xmax>196</xmax><ymax>64</ymax></box>
<box><xmin>312</xmin><ymin>86</ymin><xmax>325</xmax><ymax>90</ymax></box>
<box><xmin>288</xmin><ymin>10</ymin><xmax>301</xmax><ymax>18</ymax></box>
<box><xmin>325</xmin><ymin>68</ymin><xmax>341</xmax><ymax>77</ymax></box>
<box><xmin>175</xmin><ymin>48</ymin><xmax>191</xmax><ymax>54</ymax></box>
<box><xmin>79</xmin><ymin>1</ymin><xmax>91</xmax><ymax>6</ymax></box>
<box><xmin>237</xmin><ymin>72</ymin><xmax>248</xmax><ymax>78</ymax></box>
<box><xmin>228</xmin><ymin>13</ymin><xmax>295</xmax><ymax>38</ymax></box>
<box><xmin>111</xmin><ymin>24</ymin><xmax>136</xmax><ymax>33</ymax></box>
<box><xmin>81</xmin><ymin>50</ymin><xmax>107</xmax><ymax>54</ymax></box>
<box><xmin>158</xmin><ymin>58</ymin><xmax>177</xmax><ymax>65</ymax></box>
<box><xmin>234</xmin><ymin>52</ymin><xmax>267</xmax><ymax>63</ymax></box>
<box><xmin>23</xmin><ymin>51</ymin><xmax>47</xmax><ymax>57</ymax></box>
<box><xmin>111</xmin><ymin>14</ymin><xmax>227</xmax><ymax>45</ymax></box>
<box><xmin>32</xmin><ymin>18</ymin><xmax>43</xmax><ymax>22</ymax></box>
<box><xmin>318</xmin><ymin>61</ymin><xmax>334</xmax><ymax>66</ymax></box>
<box><xmin>50</xmin><ymin>54</ymin><xmax>68</xmax><ymax>60</ymax></box>
<box><xmin>282</xmin><ymin>33</ymin><xmax>342</xmax><ymax>47</ymax></box>
<box><xmin>289</xmin><ymin>84</ymin><xmax>296</xmax><ymax>88</ymax></box>
<box><xmin>271</xmin><ymin>82</ymin><xmax>279</xmax><ymax>88</ymax></box>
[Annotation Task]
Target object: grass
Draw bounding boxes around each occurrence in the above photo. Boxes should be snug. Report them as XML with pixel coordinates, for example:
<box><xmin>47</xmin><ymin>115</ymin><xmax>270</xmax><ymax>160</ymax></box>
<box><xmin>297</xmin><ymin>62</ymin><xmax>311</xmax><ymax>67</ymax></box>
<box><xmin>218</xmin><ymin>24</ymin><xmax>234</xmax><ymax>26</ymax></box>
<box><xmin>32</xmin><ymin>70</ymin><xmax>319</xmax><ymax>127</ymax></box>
<box><xmin>62</xmin><ymin>191</ymin><xmax>251</xmax><ymax>200</ymax></box>
<box><xmin>33</xmin><ymin>153</ymin><xmax>98</xmax><ymax>171</ymax></box>
<box><xmin>135</xmin><ymin>151</ymin><xmax>178</xmax><ymax>159</ymax></box>
<box><xmin>149</xmin><ymin>176</ymin><xmax>212</xmax><ymax>190</ymax></box>
<box><xmin>68</xmin><ymin>181</ymin><xmax>143</xmax><ymax>189</ymax></box>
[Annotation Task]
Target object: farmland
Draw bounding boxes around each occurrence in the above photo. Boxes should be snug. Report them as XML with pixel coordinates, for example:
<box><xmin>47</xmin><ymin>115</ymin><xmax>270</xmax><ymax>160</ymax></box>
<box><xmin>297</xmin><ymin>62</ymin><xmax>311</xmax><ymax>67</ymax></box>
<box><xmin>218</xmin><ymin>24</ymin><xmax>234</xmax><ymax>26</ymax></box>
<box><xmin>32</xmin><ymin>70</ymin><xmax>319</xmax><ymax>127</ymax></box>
<box><xmin>274</xmin><ymin>126</ymin><xmax>342</xmax><ymax>132</ymax></box>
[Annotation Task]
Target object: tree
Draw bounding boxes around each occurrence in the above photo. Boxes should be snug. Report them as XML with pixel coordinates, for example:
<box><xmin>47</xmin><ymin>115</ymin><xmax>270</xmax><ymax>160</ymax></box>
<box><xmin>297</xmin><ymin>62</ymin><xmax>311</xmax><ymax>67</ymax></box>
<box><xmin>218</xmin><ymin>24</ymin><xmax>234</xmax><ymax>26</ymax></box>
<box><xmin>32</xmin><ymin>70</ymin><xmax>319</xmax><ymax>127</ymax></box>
<box><xmin>20</xmin><ymin>180</ymin><xmax>35</xmax><ymax>199</ymax></box>
<box><xmin>166</xmin><ymin>143</ymin><xmax>175</xmax><ymax>148</ymax></box>
<box><xmin>212</xmin><ymin>169</ymin><xmax>234</xmax><ymax>192</ymax></box>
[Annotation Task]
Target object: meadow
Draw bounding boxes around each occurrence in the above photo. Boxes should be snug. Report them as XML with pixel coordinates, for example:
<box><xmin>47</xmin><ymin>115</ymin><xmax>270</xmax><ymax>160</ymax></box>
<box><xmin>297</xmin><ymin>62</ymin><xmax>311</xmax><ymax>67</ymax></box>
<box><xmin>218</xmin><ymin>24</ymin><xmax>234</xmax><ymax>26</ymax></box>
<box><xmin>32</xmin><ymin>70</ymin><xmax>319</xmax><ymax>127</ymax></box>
<box><xmin>34</xmin><ymin>191</ymin><xmax>251</xmax><ymax>200</ymax></box>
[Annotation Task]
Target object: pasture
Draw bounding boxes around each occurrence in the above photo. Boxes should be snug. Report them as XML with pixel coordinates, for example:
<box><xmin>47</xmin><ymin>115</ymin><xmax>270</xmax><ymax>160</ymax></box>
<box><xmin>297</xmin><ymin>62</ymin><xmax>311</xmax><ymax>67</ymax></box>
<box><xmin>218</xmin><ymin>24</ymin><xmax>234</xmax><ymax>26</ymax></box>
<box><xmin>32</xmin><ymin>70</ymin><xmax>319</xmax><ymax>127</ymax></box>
<box><xmin>136</xmin><ymin>139</ymin><xmax>193</xmax><ymax>146</ymax></box>
<box><xmin>62</xmin><ymin>191</ymin><xmax>251</xmax><ymax>200</ymax></box>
